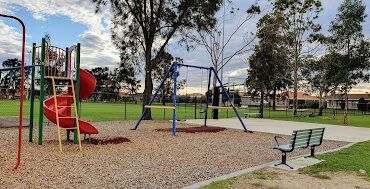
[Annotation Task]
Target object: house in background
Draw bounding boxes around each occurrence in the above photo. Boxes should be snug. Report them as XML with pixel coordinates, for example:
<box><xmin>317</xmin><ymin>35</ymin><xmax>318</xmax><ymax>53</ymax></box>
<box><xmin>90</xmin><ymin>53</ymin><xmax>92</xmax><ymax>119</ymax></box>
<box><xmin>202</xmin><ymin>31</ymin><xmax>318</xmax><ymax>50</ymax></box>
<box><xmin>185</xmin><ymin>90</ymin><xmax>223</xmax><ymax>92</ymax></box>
<box><xmin>273</xmin><ymin>91</ymin><xmax>318</xmax><ymax>109</ymax></box>
<box><xmin>241</xmin><ymin>91</ymin><xmax>318</xmax><ymax>109</ymax></box>
<box><xmin>326</xmin><ymin>93</ymin><xmax>370</xmax><ymax>110</ymax></box>
<box><xmin>240</xmin><ymin>96</ymin><xmax>267</xmax><ymax>107</ymax></box>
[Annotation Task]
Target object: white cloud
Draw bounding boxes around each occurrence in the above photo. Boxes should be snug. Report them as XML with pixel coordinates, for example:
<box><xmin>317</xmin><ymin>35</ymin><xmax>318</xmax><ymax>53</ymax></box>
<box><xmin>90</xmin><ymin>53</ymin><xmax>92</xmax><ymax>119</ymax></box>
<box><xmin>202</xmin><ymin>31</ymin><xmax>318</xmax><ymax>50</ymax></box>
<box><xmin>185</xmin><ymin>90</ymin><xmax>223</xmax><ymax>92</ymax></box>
<box><xmin>0</xmin><ymin>2</ymin><xmax>14</xmax><ymax>15</ymax></box>
<box><xmin>226</xmin><ymin>68</ymin><xmax>247</xmax><ymax>78</ymax></box>
<box><xmin>0</xmin><ymin>20</ymin><xmax>23</xmax><ymax>63</ymax></box>
<box><xmin>351</xmin><ymin>83</ymin><xmax>370</xmax><ymax>94</ymax></box>
<box><xmin>0</xmin><ymin>0</ymin><xmax>119</xmax><ymax>68</ymax></box>
<box><xmin>78</xmin><ymin>31</ymin><xmax>119</xmax><ymax>69</ymax></box>
<box><xmin>2</xmin><ymin>0</ymin><xmax>370</xmax><ymax>93</ymax></box>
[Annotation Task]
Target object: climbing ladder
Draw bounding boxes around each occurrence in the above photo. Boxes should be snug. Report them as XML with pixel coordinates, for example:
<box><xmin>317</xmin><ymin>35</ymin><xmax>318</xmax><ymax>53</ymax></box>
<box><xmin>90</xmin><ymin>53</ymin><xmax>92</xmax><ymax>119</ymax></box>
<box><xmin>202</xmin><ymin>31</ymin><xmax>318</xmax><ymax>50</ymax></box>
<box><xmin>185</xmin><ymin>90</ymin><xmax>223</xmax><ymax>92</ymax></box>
<box><xmin>49</xmin><ymin>77</ymin><xmax>82</xmax><ymax>152</ymax></box>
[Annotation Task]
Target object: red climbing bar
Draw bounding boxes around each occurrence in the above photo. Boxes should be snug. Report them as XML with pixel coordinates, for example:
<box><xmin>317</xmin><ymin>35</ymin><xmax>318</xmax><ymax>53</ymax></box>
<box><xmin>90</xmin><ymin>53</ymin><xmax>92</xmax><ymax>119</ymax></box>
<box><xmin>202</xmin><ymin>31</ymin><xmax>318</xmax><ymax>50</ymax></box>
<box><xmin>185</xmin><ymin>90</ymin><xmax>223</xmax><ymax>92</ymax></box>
<box><xmin>0</xmin><ymin>13</ymin><xmax>26</xmax><ymax>170</ymax></box>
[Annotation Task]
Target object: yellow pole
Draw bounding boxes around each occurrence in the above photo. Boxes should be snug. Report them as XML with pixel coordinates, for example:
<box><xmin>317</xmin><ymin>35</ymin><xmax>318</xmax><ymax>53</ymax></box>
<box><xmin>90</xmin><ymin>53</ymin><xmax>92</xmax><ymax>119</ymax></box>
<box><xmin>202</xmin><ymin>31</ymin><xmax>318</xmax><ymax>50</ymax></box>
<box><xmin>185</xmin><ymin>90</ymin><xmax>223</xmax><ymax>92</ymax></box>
<box><xmin>52</xmin><ymin>78</ymin><xmax>63</xmax><ymax>152</ymax></box>
<box><xmin>71</xmin><ymin>79</ymin><xmax>82</xmax><ymax>151</ymax></box>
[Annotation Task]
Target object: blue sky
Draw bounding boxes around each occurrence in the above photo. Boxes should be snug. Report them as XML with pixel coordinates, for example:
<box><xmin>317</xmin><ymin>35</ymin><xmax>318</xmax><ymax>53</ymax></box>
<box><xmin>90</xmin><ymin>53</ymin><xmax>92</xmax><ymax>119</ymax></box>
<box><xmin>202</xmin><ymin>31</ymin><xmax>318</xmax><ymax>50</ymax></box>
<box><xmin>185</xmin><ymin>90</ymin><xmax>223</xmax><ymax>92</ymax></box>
<box><xmin>1</xmin><ymin>0</ymin><xmax>370</xmax><ymax>93</ymax></box>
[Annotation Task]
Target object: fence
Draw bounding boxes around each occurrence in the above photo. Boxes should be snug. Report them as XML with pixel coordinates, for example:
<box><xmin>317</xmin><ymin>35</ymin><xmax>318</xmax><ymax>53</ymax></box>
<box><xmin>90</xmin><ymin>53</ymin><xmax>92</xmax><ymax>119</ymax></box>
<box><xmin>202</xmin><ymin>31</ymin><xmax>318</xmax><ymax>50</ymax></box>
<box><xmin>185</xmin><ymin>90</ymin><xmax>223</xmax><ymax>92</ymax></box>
<box><xmin>2</xmin><ymin>91</ymin><xmax>370</xmax><ymax>124</ymax></box>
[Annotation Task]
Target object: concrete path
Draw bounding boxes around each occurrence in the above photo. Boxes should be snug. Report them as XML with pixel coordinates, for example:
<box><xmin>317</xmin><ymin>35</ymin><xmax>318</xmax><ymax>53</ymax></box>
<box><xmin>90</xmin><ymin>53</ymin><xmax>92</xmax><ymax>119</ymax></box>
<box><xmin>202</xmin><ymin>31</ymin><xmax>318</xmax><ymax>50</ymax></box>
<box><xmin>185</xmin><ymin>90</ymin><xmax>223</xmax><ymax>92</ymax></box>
<box><xmin>185</xmin><ymin>118</ymin><xmax>370</xmax><ymax>142</ymax></box>
<box><xmin>0</xmin><ymin>117</ymin><xmax>30</xmax><ymax>128</ymax></box>
<box><xmin>272</xmin><ymin>157</ymin><xmax>323</xmax><ymax>171</ymax></box>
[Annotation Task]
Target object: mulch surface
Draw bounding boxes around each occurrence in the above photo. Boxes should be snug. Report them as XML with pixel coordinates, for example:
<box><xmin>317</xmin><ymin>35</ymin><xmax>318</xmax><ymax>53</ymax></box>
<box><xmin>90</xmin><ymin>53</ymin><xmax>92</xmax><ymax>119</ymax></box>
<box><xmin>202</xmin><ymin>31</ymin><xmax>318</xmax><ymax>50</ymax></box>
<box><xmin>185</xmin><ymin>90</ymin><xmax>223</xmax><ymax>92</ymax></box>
<box><xmin>0</xmin><ymin>120</ymin><xmax>348</xmax><ymax>189</ymax></box>
<box><xmin>90</xmin><ymin>137</ymin><xmax>131</xmax><ymax>145</ymax></box>
<box><xmin>155</xmin><ymin>126</ymin><xmax>226</xmax><ymax>133</ymax></box>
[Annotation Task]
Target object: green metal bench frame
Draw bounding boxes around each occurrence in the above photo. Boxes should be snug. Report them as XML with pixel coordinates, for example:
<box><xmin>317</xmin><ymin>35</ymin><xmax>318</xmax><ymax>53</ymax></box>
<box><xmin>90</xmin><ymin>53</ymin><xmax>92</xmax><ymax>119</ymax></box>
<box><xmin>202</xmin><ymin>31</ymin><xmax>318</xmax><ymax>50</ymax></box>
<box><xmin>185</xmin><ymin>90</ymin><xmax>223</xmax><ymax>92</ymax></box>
<box><xmin>273</xmin><ymin>128</ymin><xmax>325</xmax><ymax>169</ymax></box>
<box><xmin>306</xmin><ymin>128</ymin><xmax>326</xmax><ymax>158</ymax></box>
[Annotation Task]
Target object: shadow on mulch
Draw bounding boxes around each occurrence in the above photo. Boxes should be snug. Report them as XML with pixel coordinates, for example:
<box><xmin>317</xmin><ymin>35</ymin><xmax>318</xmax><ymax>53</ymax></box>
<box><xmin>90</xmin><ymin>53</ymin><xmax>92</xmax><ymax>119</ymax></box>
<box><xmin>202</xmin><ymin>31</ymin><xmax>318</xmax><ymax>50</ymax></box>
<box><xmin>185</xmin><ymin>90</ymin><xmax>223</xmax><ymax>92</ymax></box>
<box><xmin>155</xmin><ymin>126</ymin><xmax>226</xmax><ymax>133</ymax></box>
<box><xmin>90</xmin><ymin>137</ymin><xmax>131</xmax><ymax>145</ymax></box>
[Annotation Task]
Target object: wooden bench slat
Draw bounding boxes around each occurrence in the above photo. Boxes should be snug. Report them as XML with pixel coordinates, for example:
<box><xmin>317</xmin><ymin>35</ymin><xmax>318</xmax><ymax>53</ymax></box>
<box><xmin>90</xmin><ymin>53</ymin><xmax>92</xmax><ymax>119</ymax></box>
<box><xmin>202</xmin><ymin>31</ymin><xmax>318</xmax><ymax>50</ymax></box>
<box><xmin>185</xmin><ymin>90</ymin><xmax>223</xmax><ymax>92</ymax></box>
<box><xmin>310</xmin><ymin>135</ymin><xmax>323</xmax><ymax>139</ymax></box>
<box><xmin>295</xmin><ymin>143</ymin><xmax>309</xmax><ymax>148</ymax></box>
<box><xmin>309</xmin><ymin>138</ymin><xmax>322</xmax><ymax>144</ymax></box>
<box><xmin>311</xmin><ymin>132</ymin><xmax>324</xmax><ymax>136</ymax></box>
<box><xmin>294</xmin><ymin>135</ymin><xmax>311</xmax><ymax>140</ymax></box>
<box><xmin>295</xmin><ymin>130</ymin><xmax>312</xmax><ymax>134</ymax></box>
<box><xmin>295</xmin><ymin>132</ymin><xmax>311</xmax><ymax>136</ymax></box>
<box><xmin>295</xmin><ymin>144</ymin><xmax>309</xmax><ymax>148</ymax></box>
<box><xmin>294</xmin><ymin>138</ymin><xmax>310</xmax><ymax>143</ymax></box>
<box><xmin>310</xmin><ymin>137</ymin><xmax>323</xmax><ymax>142</ymax></box>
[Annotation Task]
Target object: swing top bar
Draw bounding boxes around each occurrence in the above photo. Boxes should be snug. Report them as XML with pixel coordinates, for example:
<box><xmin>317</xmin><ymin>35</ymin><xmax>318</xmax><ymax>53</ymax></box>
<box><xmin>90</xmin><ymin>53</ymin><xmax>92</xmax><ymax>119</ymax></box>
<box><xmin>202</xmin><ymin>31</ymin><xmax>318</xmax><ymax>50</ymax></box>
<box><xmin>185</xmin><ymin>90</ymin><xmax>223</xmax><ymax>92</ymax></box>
<box><xmin>177</xmin><ymin>63</ymin><xmax>211</xmax><ymax>70</ymax></box>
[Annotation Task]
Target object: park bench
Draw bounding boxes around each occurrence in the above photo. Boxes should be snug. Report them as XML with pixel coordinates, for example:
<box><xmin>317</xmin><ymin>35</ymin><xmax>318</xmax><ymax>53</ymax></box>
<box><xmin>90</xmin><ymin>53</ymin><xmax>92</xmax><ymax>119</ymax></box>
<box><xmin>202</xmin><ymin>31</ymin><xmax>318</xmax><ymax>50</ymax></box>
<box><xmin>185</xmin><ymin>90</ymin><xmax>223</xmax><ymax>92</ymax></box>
<box><xmin>273</xmin><ymin>128</ymin><xmax>325</xmax><ymax>169</ymax></box>
<box><xmin>244</xmin><ymin>112</ymin><xmax>261</xmax><ymax>118</ymax></box>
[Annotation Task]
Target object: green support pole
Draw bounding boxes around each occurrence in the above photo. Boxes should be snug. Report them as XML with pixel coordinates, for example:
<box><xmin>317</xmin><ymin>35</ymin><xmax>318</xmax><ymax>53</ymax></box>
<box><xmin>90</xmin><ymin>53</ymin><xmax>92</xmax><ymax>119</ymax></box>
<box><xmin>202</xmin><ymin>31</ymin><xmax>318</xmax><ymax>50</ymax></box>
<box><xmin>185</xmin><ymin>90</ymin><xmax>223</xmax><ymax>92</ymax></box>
<box><xmin>38</xmin><ymin>38</ymin><xmax>46</xmax><ymax>145</ymax></box>
<box><xmin>29</xmin><ymin>43</ymin><xmax>36</xmax><ymax>142</ymax></box>
<box><xmin>74</xmin><ymin>43</ymin><xmax>81</xmax><ymax>144</ymax></box>
<box><xmin>65</xmin><ymin>47</ymin><xmax>69</xmax><ymax>77</ymax></box>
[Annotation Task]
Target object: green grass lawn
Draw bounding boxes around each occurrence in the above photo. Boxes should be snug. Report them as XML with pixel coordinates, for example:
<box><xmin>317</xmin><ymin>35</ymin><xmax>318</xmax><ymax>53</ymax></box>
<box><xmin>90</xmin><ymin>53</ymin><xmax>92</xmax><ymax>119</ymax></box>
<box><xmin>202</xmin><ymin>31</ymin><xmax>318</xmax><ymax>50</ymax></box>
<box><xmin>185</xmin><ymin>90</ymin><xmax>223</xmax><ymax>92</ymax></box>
<box><xmin>1</xmin><ymin>99</ymin><xmax>370</xmax><ymax>128</ymax></box>
<box><xmin>301</xmin><ymin>141</ymin><xmax>370</xmax><ymax>180</ymax></box>
<box><xmin>200</xmin><ymin>177</ymin><xmax>238</xmax><ymax>189</ymax></box>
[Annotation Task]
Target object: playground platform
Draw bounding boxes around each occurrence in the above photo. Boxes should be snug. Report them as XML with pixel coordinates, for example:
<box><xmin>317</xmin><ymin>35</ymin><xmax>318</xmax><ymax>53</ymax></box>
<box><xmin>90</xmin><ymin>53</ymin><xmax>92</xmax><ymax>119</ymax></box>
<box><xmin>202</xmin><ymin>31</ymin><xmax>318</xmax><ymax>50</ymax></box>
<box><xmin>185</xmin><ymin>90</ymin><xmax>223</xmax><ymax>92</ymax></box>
<box><xmin>185</xmin><ymin>118</ymin><xmax>370</xmax><ymax>143</ymax></box>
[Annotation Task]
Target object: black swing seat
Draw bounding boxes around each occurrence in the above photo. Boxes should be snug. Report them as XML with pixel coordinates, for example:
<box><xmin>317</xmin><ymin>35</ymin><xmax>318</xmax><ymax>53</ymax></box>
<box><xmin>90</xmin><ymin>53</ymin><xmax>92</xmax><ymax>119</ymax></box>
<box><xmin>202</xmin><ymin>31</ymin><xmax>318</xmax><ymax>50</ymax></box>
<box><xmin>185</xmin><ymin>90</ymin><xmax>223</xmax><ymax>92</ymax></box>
<box><xmin>273</xmin><ymin>128</ymin><xmax>325</xmax><ymax>169</ymax></box>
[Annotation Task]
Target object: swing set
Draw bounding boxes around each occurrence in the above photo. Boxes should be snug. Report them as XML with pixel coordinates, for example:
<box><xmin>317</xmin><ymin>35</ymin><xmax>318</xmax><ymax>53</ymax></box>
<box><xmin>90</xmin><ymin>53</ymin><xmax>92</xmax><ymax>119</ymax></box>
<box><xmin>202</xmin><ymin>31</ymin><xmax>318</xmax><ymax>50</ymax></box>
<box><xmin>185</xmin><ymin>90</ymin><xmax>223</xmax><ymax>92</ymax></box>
<box><xmin>133</xmin><ymin>61</ymin><xmax>249</xmax><ymax>136</ymax></box>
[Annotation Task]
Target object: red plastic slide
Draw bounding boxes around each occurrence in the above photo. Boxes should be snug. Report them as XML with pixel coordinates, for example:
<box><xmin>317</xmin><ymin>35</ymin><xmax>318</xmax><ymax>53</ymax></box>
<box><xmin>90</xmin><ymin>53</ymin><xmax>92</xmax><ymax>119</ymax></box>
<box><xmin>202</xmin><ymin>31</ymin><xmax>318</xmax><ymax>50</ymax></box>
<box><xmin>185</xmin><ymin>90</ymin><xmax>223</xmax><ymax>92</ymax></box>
<box><xmin>43</xmin><ymin>69</ymin><xmax>99</xmax><ymax>134</ymax></box>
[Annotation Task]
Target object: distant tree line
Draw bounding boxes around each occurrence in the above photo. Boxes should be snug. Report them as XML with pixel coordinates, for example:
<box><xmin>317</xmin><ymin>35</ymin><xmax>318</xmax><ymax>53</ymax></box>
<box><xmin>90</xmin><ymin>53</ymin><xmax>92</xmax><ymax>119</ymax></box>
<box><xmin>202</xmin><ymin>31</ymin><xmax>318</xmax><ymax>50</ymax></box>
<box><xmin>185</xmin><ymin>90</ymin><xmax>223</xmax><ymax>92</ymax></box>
<box><xmin>245</xmin><ymin>0</ymin><xmax>370</xmax><ymax>124</ymax></box>
<box><xmin>0</xmin><ymin>58</ymin><xmax>31</xmax><ymax>99</ymax></box>
<box><xmin>86</xmin><ymin>55</ymin><xmax>141</xmax><ymax>102</ymax></box>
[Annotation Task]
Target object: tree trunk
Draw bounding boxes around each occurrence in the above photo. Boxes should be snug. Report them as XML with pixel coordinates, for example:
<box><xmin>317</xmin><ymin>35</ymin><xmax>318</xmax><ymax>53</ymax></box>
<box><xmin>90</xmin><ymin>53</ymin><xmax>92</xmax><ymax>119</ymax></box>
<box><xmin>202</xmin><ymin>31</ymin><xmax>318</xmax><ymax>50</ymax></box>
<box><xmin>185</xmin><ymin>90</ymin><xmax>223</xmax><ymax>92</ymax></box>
<box><xmin>212</xmin><ymin>69</ymin><xmax>218</xmax><ymax>118</ymax></box>
<box><xmin>272</xmin><ymin>86</ymin><xmax>277</xmax><ymax>111</ymax></box>
<box><xmin>293</xmin><ymin>43</ymin><xmax>299</xmax><ymax>116</ymax></box>
<box><xmin>318</xmin><ymin>91</ymin><xmax>324</xmax><ymax>116</ymax></box>
<box><xmin>142</xmin><ymin>47</ymin><xmax>154</xmax><ymax>119</ymax></box>
<box><xmin>212</xmin><ymin>75</ymin><xmax>217</xmax><ymax>89</ymax></box>
<box><xmin>293</xmin><ymin>62</ymin><xmax>298</xmax><ymax>116</ymax></box>
<box><xmin>259</xmin><ymin>91</ymin><xmax>264</xmax><ymax>118</ymax></box>
<box><xmin>343</xmin><ymin>86</ymin><xmax>349</xmax><ymax>125</ymax></box>
<box><xmin>12</xmin><ymin>89</ymin><xmax>16</xmax><ymax>99</ymax></box>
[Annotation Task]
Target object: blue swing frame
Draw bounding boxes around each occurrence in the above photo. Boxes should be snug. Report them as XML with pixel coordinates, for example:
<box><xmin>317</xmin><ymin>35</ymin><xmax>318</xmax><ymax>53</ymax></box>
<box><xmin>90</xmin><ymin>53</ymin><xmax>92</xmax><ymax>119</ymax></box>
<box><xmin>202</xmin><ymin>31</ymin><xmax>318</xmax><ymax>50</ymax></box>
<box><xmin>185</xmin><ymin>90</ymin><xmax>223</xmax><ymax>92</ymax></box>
<box><xmin>132</xmin><ymin>61</ymin><xmax>248</xmax><ymax>136</ymax></box>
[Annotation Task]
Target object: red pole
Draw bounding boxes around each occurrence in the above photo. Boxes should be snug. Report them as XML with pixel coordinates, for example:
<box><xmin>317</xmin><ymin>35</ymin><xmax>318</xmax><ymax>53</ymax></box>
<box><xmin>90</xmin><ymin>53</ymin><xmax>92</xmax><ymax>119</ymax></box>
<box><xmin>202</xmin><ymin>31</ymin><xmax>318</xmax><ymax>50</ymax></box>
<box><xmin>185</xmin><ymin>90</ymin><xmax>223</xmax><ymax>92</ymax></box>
<box><xmin>0</xmin><ymin>13</ymin><xmax>26</xmax><ymax>170</ymax></box>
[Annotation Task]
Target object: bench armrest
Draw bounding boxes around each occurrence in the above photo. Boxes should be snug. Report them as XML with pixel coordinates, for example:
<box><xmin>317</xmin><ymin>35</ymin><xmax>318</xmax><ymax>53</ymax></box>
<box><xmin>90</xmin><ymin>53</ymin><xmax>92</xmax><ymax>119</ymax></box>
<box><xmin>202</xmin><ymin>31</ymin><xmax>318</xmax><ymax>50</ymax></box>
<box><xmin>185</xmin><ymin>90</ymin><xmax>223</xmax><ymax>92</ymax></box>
<box><xmin>274</xmin><ymin>136</ymin><xmax>284</xmax><ymax>146</ymax></box>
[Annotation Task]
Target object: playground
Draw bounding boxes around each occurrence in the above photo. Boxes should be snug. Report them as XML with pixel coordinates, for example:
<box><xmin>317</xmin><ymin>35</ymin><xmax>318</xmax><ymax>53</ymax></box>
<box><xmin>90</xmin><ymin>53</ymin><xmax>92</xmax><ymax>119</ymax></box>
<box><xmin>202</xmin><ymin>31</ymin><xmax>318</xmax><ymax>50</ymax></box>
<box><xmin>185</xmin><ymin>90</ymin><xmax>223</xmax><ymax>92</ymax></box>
<box><xmin>0</xmin><ymin>120</ymin><xmax>347</xmax><ymax>188</ymax></box>
<box><xmin>1</xmin><ymin>11</ymin><xmax>370</xmax><ymax>189</ymax></box>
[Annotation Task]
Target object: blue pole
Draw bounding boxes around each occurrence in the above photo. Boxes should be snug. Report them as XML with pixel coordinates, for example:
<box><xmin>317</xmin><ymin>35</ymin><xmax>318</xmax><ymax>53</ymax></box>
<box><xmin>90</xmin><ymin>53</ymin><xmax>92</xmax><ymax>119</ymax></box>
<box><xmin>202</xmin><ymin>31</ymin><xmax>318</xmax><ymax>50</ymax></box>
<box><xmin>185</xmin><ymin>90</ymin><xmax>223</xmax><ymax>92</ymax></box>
<box><xmin>172</xmin><ymin>62</ymin><xmax>178</xmax><ymax>136</ymax></box>
<box><xmin>132</xmin><ymin>62</ymin><xmax>176</xmax><ymax>130</ymax></box>
<box><xmin>204</xmin><ymin>68</ymin><xmax>212</xmax><ymax>126</ymax></box>
<box><xmin>211</xmin><ymin>68</ymin><xmax>248</xmax><ymax>132</ymax></box>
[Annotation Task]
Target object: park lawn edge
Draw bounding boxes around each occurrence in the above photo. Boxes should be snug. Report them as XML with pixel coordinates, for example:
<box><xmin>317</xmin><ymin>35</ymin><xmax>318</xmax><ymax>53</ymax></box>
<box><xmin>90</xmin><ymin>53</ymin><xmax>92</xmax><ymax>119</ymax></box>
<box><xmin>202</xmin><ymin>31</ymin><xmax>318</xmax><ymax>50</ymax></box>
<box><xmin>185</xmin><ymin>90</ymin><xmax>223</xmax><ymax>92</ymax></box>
<box><xmin>199</xmin><ymin>141</ymin><xmax>370</xmax><ymax>189</ymax></box>
<box><xmin>199</xmin><ymin>177</ymin><xmax>238</xmax><ymax>189</ymax></box>
<box><xmin>299</xmin><ymin>140</ymin><xmax>370</xmax><ymax>181</ymax></box>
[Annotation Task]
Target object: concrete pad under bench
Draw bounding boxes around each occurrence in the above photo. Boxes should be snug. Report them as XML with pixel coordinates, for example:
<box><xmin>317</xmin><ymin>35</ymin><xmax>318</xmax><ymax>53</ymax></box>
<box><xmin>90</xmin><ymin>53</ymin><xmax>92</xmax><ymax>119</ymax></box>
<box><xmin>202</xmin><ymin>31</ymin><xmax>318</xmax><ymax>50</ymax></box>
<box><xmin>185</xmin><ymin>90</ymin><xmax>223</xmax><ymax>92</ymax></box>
<box><xmin>272</xmin><ymin>157</ymin><xmax>323</xmax><ymax>171</ymax></box>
